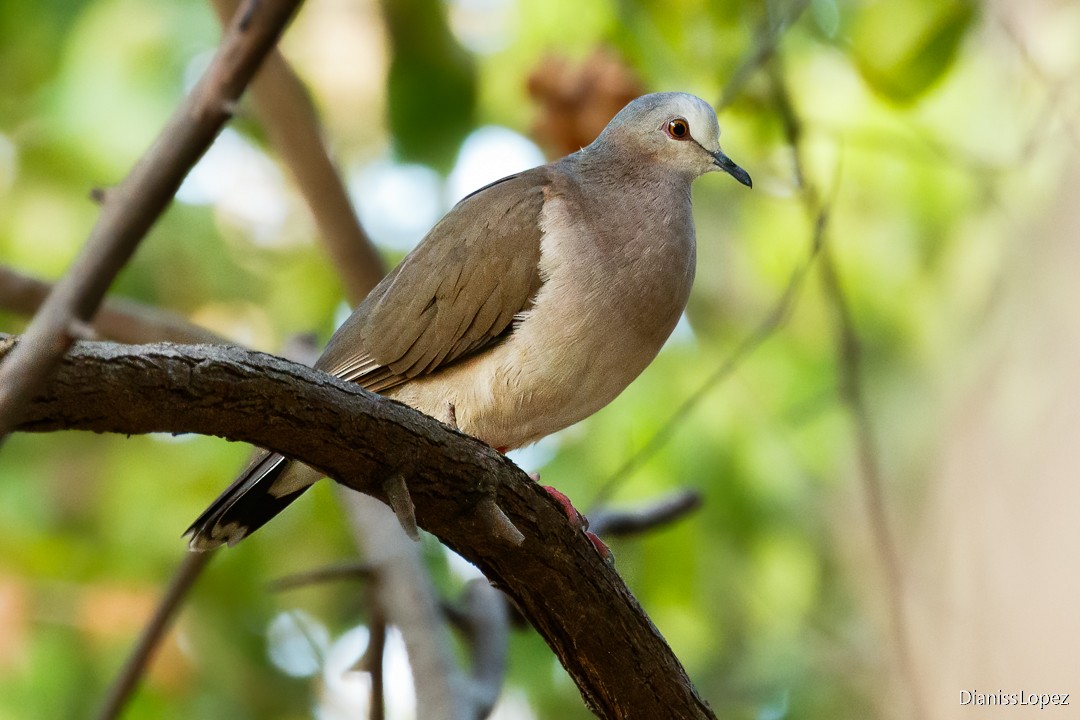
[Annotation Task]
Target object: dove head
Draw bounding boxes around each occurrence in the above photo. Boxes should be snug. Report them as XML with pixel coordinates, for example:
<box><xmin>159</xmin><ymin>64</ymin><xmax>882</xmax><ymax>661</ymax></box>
<box><xmin>587</xmin><ymin>92</ymin><xmax>752</xmax><ymax>188</ymax></box>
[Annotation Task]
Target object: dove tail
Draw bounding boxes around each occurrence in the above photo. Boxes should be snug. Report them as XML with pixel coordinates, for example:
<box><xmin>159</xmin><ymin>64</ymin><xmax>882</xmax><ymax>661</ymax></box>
<box><xmin>185</xmin><ymin>452</ymin><xmax>315</xmax><ymax>551</ymax></box>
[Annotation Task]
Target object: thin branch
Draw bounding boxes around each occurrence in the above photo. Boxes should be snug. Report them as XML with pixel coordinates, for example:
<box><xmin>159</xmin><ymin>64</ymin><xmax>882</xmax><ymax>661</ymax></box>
<box><xmin>717</xmin><ymin>0</ymin><xmax>810</xmax><ymax>110</ymax></box>
<box><xmin>0</xmin><ymin>0</ymin><xmax>305</xmax><ymax>439</ymax></box>
<box><xmin>94</xmin><ymin>551</ymin><xmax>215</xmax><ymax>720</ymax></box>
<box><xmin>203</xmin><ymin>9</ymin><xmax>482</xmax><ymax>717</ymax></box>
<box><xmin>767</xmin><ymin>58</ymin><xmax>927</xmax><ymax>720</ymax></box>
<box><xmin>0</xmin><ymin>265</ymin><xmax>227</xmax><ymax>345</ymax></box>
<box><xmin>995</xmin><ymin>13</ymin><xmax>1080</xmax><ymax>157</ymax></box>
<box><xmin>458</xmin><ymin>579</ymin><xmax>509</xmax><ymax>719</ymax></box>
<box><xmin>270</xmin><ymin>560</ymin><xmax>374</xmax><ymax>592</ymax></box>
<box><xmin>588</xmin><ymin>489</ymin><xmax>703</xmax><ymax>538</ymax></box>
<box><xmin>591</xmin><ymin>211</ymin><xmax>824</xmax><ymax>507</ymax></box>
<box><xmin>210</xmin><ymin>0</ymin><xmax>386</xmax><ymax>306</ymax></box>
<box><xmin>7</xmin><ymin>337</ymin><xmax>717</xmax><ymax>720</ymax></box>
<box><xmin>818</xmin><ymin>250</ymin><xmax>927</xmax><ymax>718</ymax></box>
<box><xmin>367</xmin><ymin>610</ymin><xmax>387</xmax><ymax>720</ymax></box>
<box><xmin>337</xmin><ymin>491</ymin><xmax>472</xmax><ymax>720</ymax></box>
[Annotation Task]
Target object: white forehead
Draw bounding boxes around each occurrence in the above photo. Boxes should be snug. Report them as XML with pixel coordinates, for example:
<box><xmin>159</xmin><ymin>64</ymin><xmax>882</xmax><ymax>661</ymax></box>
<box><xmin>599</xmin><ymin>92</ymin><xmax>723</xmax><ymax>152</ymax></box>
<box><xmin>667</xmin><ymin>95</ymin><xmax>721</xmax><ymax>151</ymax></box>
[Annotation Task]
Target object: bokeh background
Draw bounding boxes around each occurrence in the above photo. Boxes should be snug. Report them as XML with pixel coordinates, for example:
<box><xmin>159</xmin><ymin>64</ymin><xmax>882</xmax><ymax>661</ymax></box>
<box><xmin>2</xmin><ymin>0</ymin><xmax>1079</xmax><ymax>718</ymax></box>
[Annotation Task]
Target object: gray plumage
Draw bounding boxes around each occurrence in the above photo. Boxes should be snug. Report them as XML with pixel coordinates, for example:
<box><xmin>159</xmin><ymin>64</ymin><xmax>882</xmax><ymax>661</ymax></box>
<box><xmin>186</xmin><ymin>92</ymin><xmax>751</xmax><ymax>550</ymax></box>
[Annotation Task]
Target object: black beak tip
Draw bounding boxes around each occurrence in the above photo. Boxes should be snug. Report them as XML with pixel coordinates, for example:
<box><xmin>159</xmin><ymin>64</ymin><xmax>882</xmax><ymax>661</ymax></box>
<box><xmin>732</xmin><ymin>167</ymin><xmax>752</xmax><ymax>189</ymax></box>
<box><xmin>712</xmin><ymin>150</ymin><xmax>753</xmax><ymax>189</ymax></box>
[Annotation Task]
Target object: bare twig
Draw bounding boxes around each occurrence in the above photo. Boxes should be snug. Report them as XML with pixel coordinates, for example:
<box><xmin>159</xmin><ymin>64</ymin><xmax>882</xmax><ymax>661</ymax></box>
<box><xmin>201</xmin><ymin>10</ymin><xmax>483</xmax><ymax>717</ymax></box>
<box><xmin>94</xmin><ymin>551</ymin><xmax>215</xmax><ymax>720</ymax></box>
<box><xmin>718</xmin><ymin>0</ymin><xmax>810</xmax><ymax>110</ymax></box>
<box><xmin>767</xmin><ymin>58</ymin><xmax>926</xmax><ymax>720</ymax></box>
<box><xmin>458</xmin><ymin>579</ymin><xmax>509</xmax><ymax>719</ymax></box>
<box><xmin>588</xmin><ymin>489</ymin><xmax>703</xmax><ymax>538</ymax></box>
<box><xmin>818</xmin><ymin>250</ymin><xmax>926</xmax><ymax>718</ymax></box>
<box><xmin>337</xmin><ymin>491</ymin><xmax>483</xmax><ymax>720</ymax></box>
<box><xmin>0</xmin><ymin>265</ymin><xmax>227</xmax><ymax>345</ymax></box>
<box><xmin>366</xmin><ymin>611</ymin><xmax>387</xmax><ymax>720</ymax></box>
<box><xmin>996</xmin><ymin>13</ymin><xmax>1080</xmax><ymax>157</ymax></box>
<box><xmin>211</xmin><ymin>0</ymin><xmax>386</xmax><ymax>306</ymax></box>
<box><xmin>8</xmin><ymin>337</ymin><xmax>718</xmax><ymax>719</ymax></box>
<box><xmin>270</xmin><ymin>560</ymin><xmax>374</xmax><ymax>592</ymax></box>
<box><xmin>591</xmin><ymin>211</ymin><xmax>824</xmax><ymax>507</ymax></box>
<box><xmin>0</xmin><ymin>0</ymin><xmax>306</xmax><ymax>439</ymax></box>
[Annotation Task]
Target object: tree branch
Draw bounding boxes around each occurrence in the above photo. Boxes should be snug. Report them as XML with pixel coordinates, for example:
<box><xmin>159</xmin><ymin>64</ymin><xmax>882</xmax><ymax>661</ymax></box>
<box><xmin>717</xmin><ymin>0</ymin><xmax>810</xmax><ymax>110</ymax></box>
<box><xmin>588</xmin><ymin>489</ymin><xmax>702</xmax><ymax>538</ymax></box>
<box><xmin>210</xmin><ymin>0</ymin><xmax>386</xmax><ymax>306</ymax></box>
<box><xmin>0</xmin><ymin>265</ymin><xmax>227</xmax><ymax>345</ymax></box>
<box><xmin>767</xmin><ymin>57</ymin><xmax>926</xmax><ymax>720</ymax></box>
<box><xmin>590</xmin><ymin>211</ymin><xmax>824</xmax><ymax>507</ymax></box>
<box><xmin>456</xmin><ymin>578</ymin><xmax>509</xmax><ymax>718</ymax></box>
<box><xmin>201</xmin><ymin>9</ymin><xmax>483</xmax><ymax>714</ymax></box>
<box><xmin>0</xmin><ymin>0</ymin><xmax>305</xmax><ymax>439</ymax></box>
<box><xmin>5</xmin><ymin>336</ymin><xmax>716</xmax><ymax>720</ymax></box>
<box><xmin>337</xmin><ymin>491</ymin><xmax>471</xmax><ymax>719</ymax></box>
<box><xmin>94</xmin><ymin>552</ymin><xmax>214</xmax><ymax>720</ymax></box>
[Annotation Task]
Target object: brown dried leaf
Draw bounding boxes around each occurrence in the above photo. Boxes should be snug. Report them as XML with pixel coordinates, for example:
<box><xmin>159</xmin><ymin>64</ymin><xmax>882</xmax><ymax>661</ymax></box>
<box><xmin>527</xmin><ymin>48</ymin><xmax>645</xmax><ymax>158</ymax></box>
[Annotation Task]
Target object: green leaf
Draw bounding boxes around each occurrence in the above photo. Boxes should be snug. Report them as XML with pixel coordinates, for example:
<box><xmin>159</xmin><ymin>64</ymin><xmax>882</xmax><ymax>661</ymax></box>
<box><xmin>851</xmin><ymin>0</ymin><xmax>978</xmax><ymax>104</ymax></box>
<box><xmin>381</xmin><ymin>0</ymin><xmax>477</xmax><ymax>172</ymax></box>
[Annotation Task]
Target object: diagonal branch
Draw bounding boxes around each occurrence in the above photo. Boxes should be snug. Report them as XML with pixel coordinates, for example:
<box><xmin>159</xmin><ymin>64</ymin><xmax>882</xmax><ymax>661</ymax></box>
<box><xmin>5</xmin><ymin>336</ymin><xmax>717</xmax><ymax>720</ymax></box>
<box><xmin>818</xmin><ymin>249</ymin><xmax>926</xmax><ymax>717</ymax></box>
<box><xmin>590</xmin><ymin>211</ymin><xmax>824</xmax><ymax>507</ymax></box>
<box><xmin>201</xmin><ymin>7</ymin><xmax>478</xmax><ymax>715</ymax></box>
<box><xmin>717</xmin><ymin>0</ymin><xmax>811</xmax><ymax>110</ymax></box>
<box><xmin>94</xmin><ymin>552</ymin><xmax>214</xmax><ymax>720</ymax></box>
<box><xmin>337</xmin><ymin>491</ymin><xmax>469</xmax><ymax>719</ymax></box>
<box><xmin>588</xmin><ymin>489</ymin><xmax>703</xmax><ymax>538</ymax></box>
<box><xmin>0</xmin><ymin>0</ymin><xmax>305</xmax><ymax>440</ymax></box>
<box><xmin>0</xmin><ymin>265</ymin><xmax>227</xmax><ymax>345</ymax></box>
<box><xmin>767</xmin><ymin>57</ymin><xmax>926</xmax><ymax>720</ymax></box>
<box><xmin>455</xmin><ymin>578</ymin><xmax>510</xmax><ymax>718</ymax></box>
<box><xmin>210</xmin><ymin>0</ymin><xmax>386</xmax><ymax>306</ymax></box>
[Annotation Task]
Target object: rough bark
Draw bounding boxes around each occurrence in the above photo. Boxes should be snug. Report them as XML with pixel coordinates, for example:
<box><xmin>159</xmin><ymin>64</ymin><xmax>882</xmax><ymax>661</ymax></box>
<box><xmin>0</xmin><ymin>0</ymin><xmax>304</xmax><ymax>435</ymax></box>
<box><xmin>4</xmin><ymin>336</ymin><xmax>715</xmax><ymax>720</ymax></box>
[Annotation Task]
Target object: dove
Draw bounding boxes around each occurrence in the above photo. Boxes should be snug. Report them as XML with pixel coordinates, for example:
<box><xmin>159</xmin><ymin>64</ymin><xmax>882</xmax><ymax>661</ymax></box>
<box><xmin>187</xmin><ymin>91</ymin><xmax>751</xmax><ymax>550</ymax></box>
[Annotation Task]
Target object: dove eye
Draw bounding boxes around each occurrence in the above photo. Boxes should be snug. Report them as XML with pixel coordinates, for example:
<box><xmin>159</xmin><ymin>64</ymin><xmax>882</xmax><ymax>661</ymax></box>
<box><xmin>666</xmin><ymin>118</ymin><xmax>690</xmax><ymax>140</ymax></box>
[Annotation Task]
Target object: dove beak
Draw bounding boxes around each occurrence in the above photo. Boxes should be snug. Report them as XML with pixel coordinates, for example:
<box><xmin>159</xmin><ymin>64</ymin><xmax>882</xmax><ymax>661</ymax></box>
<box><xmin>711</xmin><ymin>149</ymin><xmax>752</xmax><ymax>188</ymax></box>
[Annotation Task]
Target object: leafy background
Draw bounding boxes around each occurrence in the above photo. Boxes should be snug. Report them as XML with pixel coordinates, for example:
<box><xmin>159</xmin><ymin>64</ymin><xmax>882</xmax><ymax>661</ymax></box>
<box><xmin>1</xmin><ymin>0</ymin><xmax>1079</xmax><ymax>718</ymax></box>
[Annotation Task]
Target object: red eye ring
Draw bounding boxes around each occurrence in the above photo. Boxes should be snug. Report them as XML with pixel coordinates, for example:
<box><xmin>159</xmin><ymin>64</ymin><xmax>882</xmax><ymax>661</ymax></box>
<box><xmin>666</xmin><ymin>117</ymin><xmax>690</xmax><ymax>140</ymax></box>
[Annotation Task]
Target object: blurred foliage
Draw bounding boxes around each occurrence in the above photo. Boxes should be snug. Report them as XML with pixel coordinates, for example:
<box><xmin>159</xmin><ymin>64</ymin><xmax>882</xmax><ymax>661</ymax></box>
<box><xmin>382</xmin><ymin>0</ymin><xmax>476</xmax><ymax>171</ymax></box>
<box><xmin>1</xmin><ymin>0</ymin><xmax>1078</xmax><ymax>719</ymax></box>
<box><xmin>850</xmin><ymin>0</ymin><xmax>979</xmax><ymax>104</ymax></box>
